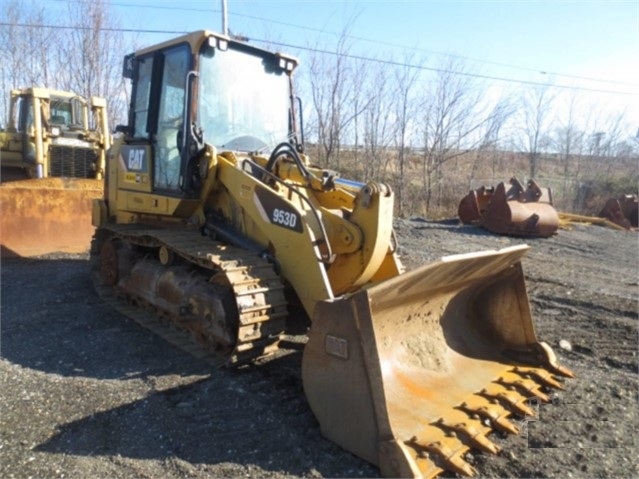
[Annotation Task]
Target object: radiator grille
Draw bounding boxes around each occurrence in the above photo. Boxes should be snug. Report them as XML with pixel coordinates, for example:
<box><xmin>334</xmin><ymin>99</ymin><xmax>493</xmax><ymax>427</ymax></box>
<box><xmin>48</xmin><ymin>145</ymin><xmax>98</xmax><ymax>178</ymax></box>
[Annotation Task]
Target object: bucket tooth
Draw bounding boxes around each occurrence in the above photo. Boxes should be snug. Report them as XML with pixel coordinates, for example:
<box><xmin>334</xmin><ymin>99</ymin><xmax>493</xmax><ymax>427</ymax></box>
<box><xmin>408</xmin><ymin>438</ymin><xmax>476</xmax><ymax>477</ymax></box>
<box><xmin>429</xmin><ymin>442</ymin><xmax>476</xmax><ymax>477</ymax></box>
<box><xmin>480</xmin><ymin>385</ymin><xmax>536</xmax><ymax>417</ymax></box>
<box><xmin>436</xmin><ymin>419</ymin><xmax>500</xmax><ymax>454</ymax></box>
<box><xmin>538</xmin><ymin>342</ymin><xmax>576</xmax><ymax>378</ymax></box>
<box><xmin>548</xmin><ymin>363</ymin><xmax>575</xmax><ymax>379</ymax></box>
<box><xmin>413</xmin><ymin>459</ymin><xmax>443</xmax><ymax>479</ymax></box>
<box><xmin>496</xmin><ymin>375</ymin><xmax>550</xmax><ymax>402</ymax></box>
<box><xmin>513</xmin><ymin>366</ymin><xmax>564</xmax><ymax>390</ymax></box>
<box><xmin>458</xmin><ymin>402</ymin><xmax>520</xmax><ymax>435</ymax></box>
<box><xmin>484</xmin><ymin>408</ymin><xmax>520</xmax><ymax>435</ymax></box>
<box><xmin>378</xmin><ymin>440</ymin><xmax>429</xmax><ymax>478</ymax></box>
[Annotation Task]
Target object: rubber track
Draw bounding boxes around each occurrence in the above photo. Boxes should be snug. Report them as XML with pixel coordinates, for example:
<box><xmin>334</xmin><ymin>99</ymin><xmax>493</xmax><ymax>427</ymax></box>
<box><xmin>91</xmin><ymin>224</ymin><xmax>289</xmax><ymax>367</ymax></box>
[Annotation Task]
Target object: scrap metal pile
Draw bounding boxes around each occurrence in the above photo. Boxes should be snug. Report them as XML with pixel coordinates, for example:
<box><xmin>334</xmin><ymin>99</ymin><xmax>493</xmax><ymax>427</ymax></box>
<box><xmin>599</xmin><ymin>194</ymin><xmax>638</xmax><ymax>230</ymax></box>
<box><xmin>458</xmin><ymin>177</ymin><xmax>559</xmax><ymax>237</ymax></box>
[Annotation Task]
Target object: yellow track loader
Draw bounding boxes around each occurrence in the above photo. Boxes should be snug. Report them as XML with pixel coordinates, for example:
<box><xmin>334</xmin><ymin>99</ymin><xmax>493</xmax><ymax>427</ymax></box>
<box><xmin>0</xmin><ymin>87</ymin><xmax>109</xmax><ymax>257</ymax></box>
<box><xmin>91</xmin><ymin>31</ymin><xmax>573</xmax><ymax>478</ymax></box>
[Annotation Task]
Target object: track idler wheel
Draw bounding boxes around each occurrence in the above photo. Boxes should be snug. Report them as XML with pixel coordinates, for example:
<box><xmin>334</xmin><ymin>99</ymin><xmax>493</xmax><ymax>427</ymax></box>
<box><xmin>99</xmin><ymin>238</ymin><xmax>131</xmax><ymax>286</ymax></box>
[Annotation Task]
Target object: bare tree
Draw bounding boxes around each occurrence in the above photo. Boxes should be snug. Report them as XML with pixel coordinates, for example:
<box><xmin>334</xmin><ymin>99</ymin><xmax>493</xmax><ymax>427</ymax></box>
<box><xmin>392</xmin><ymin>51</ymin><xmax>421</xmax><ymax>217</ymax></box>
<box><xmin>466</xmin><ymin>96</ymin><xmax>513</xmax><ymax>189</ymax></box>
<box><xmin>56</xmin><ymin>0</ymin><xmax>129</xmax><ymax>126</ymax></box>
<box><xmin>512</xmin><ymin>84</ymin><xmax>556</xmax><ymax>179</ymax></box>
<box><xmin>418</xmin><ymin>58</ymin><xmax>491</xmax><ymax>215</ymax></box>
<box><xmin>360</xmin><ymin>62</ymin><xmax>395</xmax><ymax>181</ymax></box>
<box><xmin>308</xmin><ymin>27</ymin><xmax>368</xmax><ymax>168</ymax></box>
<box><xmin>0</xmin><ymin>0</ymin><xmax>130</xmax><ymax>127</ymax></box>
<box><xmin>0</xmin><ymin>1</ymin><xmax>22</xmax><ymax>125</ymax></box>
<box><xmin>553</xmin><ymin>93</ymin><xmax>586</xmax><ymax>208</ymax></box>
<box><xmin>0</xmin><ymin>0</ymin><xmax>51</xmax><ymax>123</ymax></box>
<box><xmin>593</xmin><ymin>113</ymin><xmax>628</xmax><ymax>158</ymax></box>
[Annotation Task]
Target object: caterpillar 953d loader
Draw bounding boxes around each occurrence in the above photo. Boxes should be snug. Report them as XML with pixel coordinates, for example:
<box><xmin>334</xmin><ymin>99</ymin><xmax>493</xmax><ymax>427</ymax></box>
<box><xmin>91</xmin><ymin>31</ymin><xmax>573</xmax><ymax>478</ymax></box>
<box><xmin>0</xmin><ymin>87</ymin><xmax>110</xmax><ymax>257</ymax></box>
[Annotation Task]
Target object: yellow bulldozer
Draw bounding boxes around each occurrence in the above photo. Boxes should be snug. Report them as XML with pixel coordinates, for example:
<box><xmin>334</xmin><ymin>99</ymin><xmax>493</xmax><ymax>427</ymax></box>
<box><xmin>0</xmin><ymin>87</ymin><xmax>110</xmax><ymax>257</ymax></box>
<box><xmin>91</xmin><ymin>31</ymin><xmax>573</xmax><ymax>478</ymax></box>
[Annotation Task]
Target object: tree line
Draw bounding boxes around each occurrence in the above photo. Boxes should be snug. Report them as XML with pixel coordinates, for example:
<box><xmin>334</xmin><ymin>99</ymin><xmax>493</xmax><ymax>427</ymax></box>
<box><xmin>0</xmin><ymin>0</ymin><xmax>130</xmax><ymax>130</ymax></box>
<box><xmin>2</xmin><ymin>0</ymin><xmax>636</xmax><ymax>217</ymax></box>
<box><xmin>299</xmin><ymin>26</ymin><xmax>637</xmax><ymax>217</ymax></box>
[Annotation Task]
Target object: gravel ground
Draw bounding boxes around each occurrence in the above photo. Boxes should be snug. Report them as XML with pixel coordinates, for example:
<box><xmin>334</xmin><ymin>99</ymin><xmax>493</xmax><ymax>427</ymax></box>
<box><xmin>1</xmin><ymin>219</ymin><xmax>637</xmax><ymax>478</ymax></box>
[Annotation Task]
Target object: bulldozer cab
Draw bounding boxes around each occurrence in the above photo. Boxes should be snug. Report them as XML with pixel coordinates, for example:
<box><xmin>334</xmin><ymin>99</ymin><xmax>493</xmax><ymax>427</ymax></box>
<box><xmin>6</xmin><ymin>89</ymin><xmax>87</xmax><ymax>132</ymax></box>
<box><xmin>47</xmin><ymin>95</ymin><xmax>86</xmax><ymax>129</ymax></box>
<box><xmin>0</xmin><ymin>87</ymin><xmax>110</xmax><ymax>180</ymax></box>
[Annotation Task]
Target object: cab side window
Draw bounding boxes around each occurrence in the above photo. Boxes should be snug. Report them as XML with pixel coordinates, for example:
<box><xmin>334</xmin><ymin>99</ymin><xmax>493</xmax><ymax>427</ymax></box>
<box><xmin>154</xmin><ymin>45</ymin><xmax>190</xmax><ymax>193</ymax></box>
<box><xmin>133</xmin><ymin>56</ymin><xmax>153</xmax><ymax>138</ymax></box>
<box><xmin>17</xmin><ymin>97</ymin><xmax>33</xmax><ymax>133</ymax></box>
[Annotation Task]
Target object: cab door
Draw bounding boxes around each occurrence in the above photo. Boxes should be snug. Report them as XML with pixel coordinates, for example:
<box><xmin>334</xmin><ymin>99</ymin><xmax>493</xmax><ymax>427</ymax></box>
<box><xmin>151</xmin><ymin>44</ymin><xmax>191</xmax><ymax>194</ymax></box>
<box><xmin>119</xmin><ymin>43</ymin><xmax>191</xmax><ymax>205</ymax></box>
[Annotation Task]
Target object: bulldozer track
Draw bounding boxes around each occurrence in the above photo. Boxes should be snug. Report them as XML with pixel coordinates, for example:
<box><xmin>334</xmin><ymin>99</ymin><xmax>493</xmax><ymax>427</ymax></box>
<box><xmin>91</xmin><ymin>224</ymin><xmax>289</xmax><ymax>367</ymax></box>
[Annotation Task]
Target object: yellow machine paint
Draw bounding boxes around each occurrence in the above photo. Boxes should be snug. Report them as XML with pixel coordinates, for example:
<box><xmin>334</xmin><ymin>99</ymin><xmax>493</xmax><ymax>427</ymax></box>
<box><xmin>91</xmin><ymin>30</ymin><xmax>573</xmax><ymax>478</ymax></box>
<box><xmin>0</xmin><ymin>88</ymin><xmax>109</xmax><ymax>257</ymax></box>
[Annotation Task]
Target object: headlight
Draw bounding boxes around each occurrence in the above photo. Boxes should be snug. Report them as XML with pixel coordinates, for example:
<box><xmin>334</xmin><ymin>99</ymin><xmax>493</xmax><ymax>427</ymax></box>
<box><xmin>50</xmin><ymin>127</ymin><xmax>61</xmax><ymax>136</ymax></box>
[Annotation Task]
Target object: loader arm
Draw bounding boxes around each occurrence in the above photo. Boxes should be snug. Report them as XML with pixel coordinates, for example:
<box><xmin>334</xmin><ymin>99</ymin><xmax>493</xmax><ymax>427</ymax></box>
<box><xmin>211</xmin><ymin>152</ymin><xmax>402</xmax><ymax>315</ymax></box>
<box><xmin>214</xmin><ymin>155</ymin><xmax>334</xmax><ymax>314</ymax></box>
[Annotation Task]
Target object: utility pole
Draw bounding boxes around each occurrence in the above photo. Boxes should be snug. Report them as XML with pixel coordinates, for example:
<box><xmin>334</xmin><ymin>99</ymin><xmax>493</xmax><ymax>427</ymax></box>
<box><xmin>221</xmin><ymin>0</ymin><xmax>228</xmax><ymax>35</ymax></box>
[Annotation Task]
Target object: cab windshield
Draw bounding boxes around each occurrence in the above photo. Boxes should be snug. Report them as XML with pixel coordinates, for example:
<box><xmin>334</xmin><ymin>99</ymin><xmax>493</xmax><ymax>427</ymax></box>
<box><xmin>198</xmin><ymin>44</ymin><xmax>291</xmax><ymax>152</ymax></box>
<box><xmin>49</xmin><ymin>98</ymin><xmax>73</xmax><ymax>126</ymax></box>
<box><xmin>49</xmin><ymin>97</ymin><xmax>84</xmax><ymax>128</ymax></box>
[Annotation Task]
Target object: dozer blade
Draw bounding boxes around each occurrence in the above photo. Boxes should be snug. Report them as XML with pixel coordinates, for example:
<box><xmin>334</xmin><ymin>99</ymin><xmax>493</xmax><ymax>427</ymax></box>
<box><xmin>302</xmin><ymin>245</ymin><xmax>573</xmax><ymax>478</ymax></box>
<box><xmin>0</xmin><ymin>178</ymin><xmax>102</xmax><ymax>257</ymax></box>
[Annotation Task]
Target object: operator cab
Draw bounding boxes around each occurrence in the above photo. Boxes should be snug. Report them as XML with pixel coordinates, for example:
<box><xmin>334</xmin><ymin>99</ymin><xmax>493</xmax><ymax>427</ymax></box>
<box><xmin>120</xmin><ymin>30</ymin><xmax>299</xmax><ymax>197</ymax></box>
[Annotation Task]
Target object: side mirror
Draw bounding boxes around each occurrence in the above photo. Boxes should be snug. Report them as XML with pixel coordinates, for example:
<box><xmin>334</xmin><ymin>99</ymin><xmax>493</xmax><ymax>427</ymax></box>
<box><xmin>115</xmin><ymin>124</ymin><xmax>133</xmax><ymax>135</ymax></box>
<box><xmin>122</xmin><ymin>53</ymin><xmax>136</xmax><ymax>80</ymax></box>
